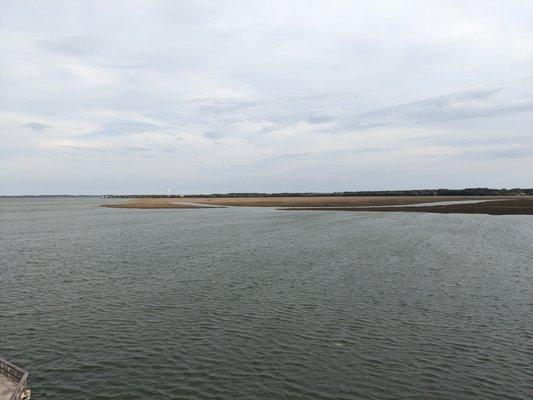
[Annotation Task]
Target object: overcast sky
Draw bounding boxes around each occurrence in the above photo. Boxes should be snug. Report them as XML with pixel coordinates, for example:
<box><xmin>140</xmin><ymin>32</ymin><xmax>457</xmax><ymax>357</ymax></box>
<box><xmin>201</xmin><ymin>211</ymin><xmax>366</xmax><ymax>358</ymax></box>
<box><xmin>1</xmin><ymin>0</ymin><xmax>532</xmax><ymax>195</ymax></box>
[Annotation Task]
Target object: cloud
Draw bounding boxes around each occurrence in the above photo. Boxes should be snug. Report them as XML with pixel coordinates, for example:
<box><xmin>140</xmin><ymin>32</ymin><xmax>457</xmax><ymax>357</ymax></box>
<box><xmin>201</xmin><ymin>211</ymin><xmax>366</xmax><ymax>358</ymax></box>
<box><xmin>87</xmin><ymin>121</ymin><xmax>164</xmax><ymax>137</ymax></box>
<box><xmin>38</xmin><ymin>37</ymin><xmax>99</xmax><ymax>56</ymax></box>
<box><xmin>405</xmin><ymin>134</ymin><xmax>532</xmax><ymax>148</ymax></box>
<box><xmin>1</xmin><ymin>1</ymin><xmax>532</xmax><ymax>194</ymax></box>
<box><xmin>22</xmin><ymin>122</ymin><xmax>53</xmax><ymax>131</ymax></box>
<box><xmin>306</xmin><ymin>115</ymin><xmax>336</xmax><ymax>124</ymax></box>
<box><xmin>194</xmin><ymin>99</ymin><xmax>260</xmax><ymax>115</ymax></box>
<box><xmin>459</xmin><ymin>145</ymin><xmax>533</xmax><ymax>160</ymax></box>
<box><xmin>203</xmin><ymin>131</ymin><xmax>224</xmax><ymax>140</ymax></box>
<box><xmin>259</xmin><ymin>147</ymin><xmax>396</xmax><ymax>163</ymax></box>
<box><xmin>341</xmin><ymin>87</ymin><xmax>533</xmax><ymax>130</ymax></box>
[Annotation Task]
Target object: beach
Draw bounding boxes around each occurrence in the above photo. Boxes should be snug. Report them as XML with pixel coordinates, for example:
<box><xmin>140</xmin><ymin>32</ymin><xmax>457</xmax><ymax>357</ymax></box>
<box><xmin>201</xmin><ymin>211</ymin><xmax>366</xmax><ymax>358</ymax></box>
<box><xmin>285</xmin><ymin>198</ymin><xmax>533</xmax><ymax>215</ymax></box>
<box><xmin>101</xmin><ymin>198</ymin><xmax>223</xmax><ymax>209</ymax></box>
<box><xmin>101</xmin><ymin>196</ymin><xmax>533</xmax><ymax>215</ymax></box>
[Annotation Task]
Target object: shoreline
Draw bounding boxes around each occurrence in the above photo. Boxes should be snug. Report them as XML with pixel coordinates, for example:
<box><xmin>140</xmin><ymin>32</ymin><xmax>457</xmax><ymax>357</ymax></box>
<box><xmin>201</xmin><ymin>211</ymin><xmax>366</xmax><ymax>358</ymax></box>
<box><xmin>283</xmin><ymin>198</ymin><xmax>533</xmax><ymax>216</ymax></box>
<box><xmin>185</xmin><ymin>195</ymin><xmax>514</xmax><ymax>208</ymax></box>
<box><xmin>99</xmin><ymin>196</ymin><xmax>533</xmax><ymax>215</ymax></box>
<box><xmin>101</xmin><ymin>198</ymin><xmax>225</xmax><ymax>209</ymax></box>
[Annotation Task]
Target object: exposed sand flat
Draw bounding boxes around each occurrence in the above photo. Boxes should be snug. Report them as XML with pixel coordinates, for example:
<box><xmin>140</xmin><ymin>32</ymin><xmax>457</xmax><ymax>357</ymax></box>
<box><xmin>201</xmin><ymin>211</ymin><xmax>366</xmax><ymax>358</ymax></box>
<box><xmin>100</xmin><ymin>196</ymin><xmax>531</xmax><ymax>214</ymax></box>
<box><xmin>102</xmin><ymin>198</ymin><xmax>224</xmax><ymax>209</ymax></box>
<box><xmin>188</xmin><ymin>196</ymin><xmax>513</xmax><ymax>208</ymax></box>
<box><xmin>284</xmin><ymin>198</ymin><xmax>533</xmax><ymax>216</ymax></box>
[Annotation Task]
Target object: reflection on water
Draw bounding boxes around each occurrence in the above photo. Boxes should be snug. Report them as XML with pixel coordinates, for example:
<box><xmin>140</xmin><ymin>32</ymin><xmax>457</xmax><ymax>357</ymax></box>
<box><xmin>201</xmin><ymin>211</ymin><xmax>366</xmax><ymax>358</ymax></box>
<box><xmin>1</xmin><ymin>198</ymin><xmax>531</xmax><ymax>399</ymax></box>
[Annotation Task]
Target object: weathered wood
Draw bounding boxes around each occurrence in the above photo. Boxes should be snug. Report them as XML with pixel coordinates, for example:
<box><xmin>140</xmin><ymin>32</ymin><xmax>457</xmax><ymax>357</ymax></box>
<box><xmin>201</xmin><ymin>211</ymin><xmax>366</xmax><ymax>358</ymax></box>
<box><xmin>0</xmin><ymin>358</ymin><xmax>29</xmax><ymax>400</ymax></box>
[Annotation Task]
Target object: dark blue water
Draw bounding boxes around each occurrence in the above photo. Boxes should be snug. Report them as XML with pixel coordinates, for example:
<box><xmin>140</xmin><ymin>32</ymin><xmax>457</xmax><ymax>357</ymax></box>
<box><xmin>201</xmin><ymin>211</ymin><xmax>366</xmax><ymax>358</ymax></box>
<box><xmin>1</xmin><ymin>198</ymin><xmax>531</xmax><ymax>399</ymax></box>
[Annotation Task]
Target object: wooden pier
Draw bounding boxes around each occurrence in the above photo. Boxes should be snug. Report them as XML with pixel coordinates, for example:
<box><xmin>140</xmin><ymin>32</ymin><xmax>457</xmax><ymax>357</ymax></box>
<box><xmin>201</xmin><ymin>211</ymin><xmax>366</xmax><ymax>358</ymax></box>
<box><xmin>0</xmin><ymin>358</ymin><xmax>30</xmax><ymax>400</ymax></box>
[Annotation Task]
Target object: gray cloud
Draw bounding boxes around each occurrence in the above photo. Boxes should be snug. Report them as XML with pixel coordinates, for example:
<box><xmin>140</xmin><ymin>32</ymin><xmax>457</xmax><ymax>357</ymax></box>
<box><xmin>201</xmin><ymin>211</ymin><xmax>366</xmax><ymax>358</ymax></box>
<box><xmin>306</xmin><ymin>115</ymin><xmax>336</xmax><ymax>124</ymax></box>
<box><xmin>1</xmin><ymin>1</ymin><xmax>532</xmax><ymax>194</ymax></box>
<box><xmin>194</xmin><ymin>99</ymin><xmax>260</xmax><ymax>115</ymax></box>
<box><xmin>88</xmin><ymin>121</ymin><xmax>163</xmax><ymax>137</ymax></box>
<box><xmin>21</xmin><ymin>122</ymin><xmax>53</xmax><ymax>131</ymax></box>
<box><xmin>203</xmin><ymin>131</ymin><xmax>224</xmax><ymax>140</ymax></box>
<box><xmin>404</xmin><ymin>134</ymin><xmax>532</xmax><ymax>148</ymax></box>
<box><xmin>58</xmin><ymin>144</ymin><xmax>160</xmax><ymax>156</ymax></box>
<box><xmin>459</xmin><ymin>145</ymin><xmax>533</xmax><ymax>160</ymax></box>
<box><xmin>38</xmin><ymin>37</ymin><xmax>99</xmax><ymax>56</ymax></box>
<box><xmin>260</xmin><ymin>147</ymin><xmax>396</xmax><ymax>163</ymax></box>
<box><xmin>341</xmin><ymin>88</ymin><xmax>533</xmax><ymax>130</ymax></box>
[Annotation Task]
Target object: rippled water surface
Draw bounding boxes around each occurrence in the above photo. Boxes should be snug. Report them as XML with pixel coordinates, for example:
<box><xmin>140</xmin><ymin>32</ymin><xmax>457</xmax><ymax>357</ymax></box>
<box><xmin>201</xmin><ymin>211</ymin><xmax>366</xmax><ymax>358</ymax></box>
<box><xmin>1</xmin><ymin>198</ymin><xmax>531</xmax><ymax>399</ymax></box>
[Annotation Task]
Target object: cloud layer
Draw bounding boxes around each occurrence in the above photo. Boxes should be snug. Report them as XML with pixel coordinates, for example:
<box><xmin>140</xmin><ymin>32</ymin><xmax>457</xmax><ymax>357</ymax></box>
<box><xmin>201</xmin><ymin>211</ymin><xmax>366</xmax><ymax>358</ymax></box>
<box><xmin>1</xmin><ymin>0</ymin><xmax>532</xmax><ymax>194</ymax></box>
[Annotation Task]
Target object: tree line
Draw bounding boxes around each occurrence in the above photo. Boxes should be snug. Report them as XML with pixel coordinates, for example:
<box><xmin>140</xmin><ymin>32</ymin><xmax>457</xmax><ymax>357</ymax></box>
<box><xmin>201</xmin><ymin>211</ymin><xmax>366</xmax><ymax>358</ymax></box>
<box><xmin>105</xmin><ymin>188</ymin><xmax>532</xmax><ymax>198</ymax></box>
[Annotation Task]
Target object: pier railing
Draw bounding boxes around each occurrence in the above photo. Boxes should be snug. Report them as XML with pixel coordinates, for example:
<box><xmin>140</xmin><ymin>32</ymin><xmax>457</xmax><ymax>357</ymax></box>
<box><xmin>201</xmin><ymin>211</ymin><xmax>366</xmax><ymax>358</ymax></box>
<box><xmin>0</xmin><ymin>357</ymin><xmax>30</xmax><ymax>400</ymax></box>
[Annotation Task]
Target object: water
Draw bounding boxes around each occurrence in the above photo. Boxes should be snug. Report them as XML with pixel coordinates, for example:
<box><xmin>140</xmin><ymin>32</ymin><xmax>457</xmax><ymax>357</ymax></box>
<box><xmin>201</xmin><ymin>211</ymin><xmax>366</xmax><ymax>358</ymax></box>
<box><xmin>1</xmin><ymin>198</ymin><xmax>531</xmax><ymax>399</ymax></box>
<box><xmin>364</xmin><ymin>199</ymin><xmax>499</xmax><ymax>208</ymax></box>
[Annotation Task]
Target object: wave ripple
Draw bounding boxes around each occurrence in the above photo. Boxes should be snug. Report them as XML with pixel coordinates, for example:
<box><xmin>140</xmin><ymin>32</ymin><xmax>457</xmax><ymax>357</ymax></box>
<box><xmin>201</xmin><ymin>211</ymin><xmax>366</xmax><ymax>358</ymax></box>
<box><xmin>1</xmin><ymin>198</ymin><xmax>532</xmax><ymax>399</ymax></box>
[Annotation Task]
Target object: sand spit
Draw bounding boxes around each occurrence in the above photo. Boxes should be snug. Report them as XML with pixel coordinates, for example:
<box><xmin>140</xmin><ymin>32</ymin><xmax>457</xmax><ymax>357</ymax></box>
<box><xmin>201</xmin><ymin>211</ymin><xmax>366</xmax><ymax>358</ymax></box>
<box><xmin>283</xmin><ymin>198</ymin><xmax>533</xmax><ymax>216</ymax></box>
<box><xmin>102</xmin><ymin>198</ymin><xmax>225</xmax><ymax>209</ymax></box>
<box><xmin>101</xmin><ymin>196</ymin><xmax>532</xmax><ymax>215</ymax></box>
<box><xmin>188</xmin><ymin>196</ymin><xmax>512</xmax><ymax>208</ymax></box>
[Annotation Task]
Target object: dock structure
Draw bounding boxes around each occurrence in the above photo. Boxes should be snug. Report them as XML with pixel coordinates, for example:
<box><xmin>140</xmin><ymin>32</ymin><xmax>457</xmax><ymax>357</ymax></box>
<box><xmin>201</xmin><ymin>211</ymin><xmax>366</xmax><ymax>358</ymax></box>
<box><xmin>0</xmin><ymin>358</ymin><xmax>30</xmax><ymax>400</ymax></box>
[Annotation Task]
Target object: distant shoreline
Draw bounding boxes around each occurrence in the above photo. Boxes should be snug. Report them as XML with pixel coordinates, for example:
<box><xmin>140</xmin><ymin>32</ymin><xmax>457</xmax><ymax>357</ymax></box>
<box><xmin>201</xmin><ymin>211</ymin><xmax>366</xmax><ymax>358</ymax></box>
<box><xmin>105</xmin><ymin>188</ymin><xmax>532</xmax><ymax>198</ymax></box>
<box><xmin>3</xmin><ymin>191</ymin><xmax>533</xmax><ymax>215</ymax></box>
<box><xmin>284</xmin><ymin>198</ymin><xmax>533</xmax><ymax>216</ymax></box>
<box><xmin>2</xmin><ymin>187</ymin><xmax>532</xmax><ymax>198</ymax></box>
<box><xmin>99</xmin><ymin>195</ymin><xmax>533</xmax><ymax>215</ymax></box>
<box><xmin>102</xmin><ymin>198</ymin><xmax>225</xmax><ymax>209</ymax></box>
<box><xmin>182</xmin><ymin>196</ymin><xmax>514</xmax><ymax>207</ymax></box>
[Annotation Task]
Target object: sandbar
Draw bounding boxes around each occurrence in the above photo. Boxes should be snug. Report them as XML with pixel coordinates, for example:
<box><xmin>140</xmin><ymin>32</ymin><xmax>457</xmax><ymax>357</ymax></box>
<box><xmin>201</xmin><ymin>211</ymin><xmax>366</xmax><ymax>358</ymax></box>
<box><xmin>283</xmin><ymin>198</ymin><xmax>533</xmax><ymax>215</ymax></box>
<box><xmin>101</xmin><ymin>195</ymin><xmax>530</xmax><ymax>215</ymax></box>
<box><xmin>188</xmin><ymin>196</ymin><xmax>512</xmax><ymax>208</ymax></box>
<box><xmin>102</xmin><ymin>198</ymin><xmax>224</xmax><ymax>209</ymax></box>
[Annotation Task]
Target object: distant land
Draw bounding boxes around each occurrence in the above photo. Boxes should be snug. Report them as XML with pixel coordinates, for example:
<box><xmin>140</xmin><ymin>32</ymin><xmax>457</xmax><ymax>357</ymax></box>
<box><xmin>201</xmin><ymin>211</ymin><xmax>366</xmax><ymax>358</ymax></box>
<box><xmin>1</xmin><ymin>188</ymin><xmax>531</xmax><ymax>215</ymax></box>
<box><xmin>95</xmin><ymin>188</ymin><xmax>533</xmax><ymax>215</ymax></box>
<box><xmin>103</xmin><ymin>188</ymin><xmax>532</xmax><ymax>198</ymax></box>
<box><xmin>2</xmin><ymin>187</ymin><xmax>532</xmax><ymax>198</ymax></box>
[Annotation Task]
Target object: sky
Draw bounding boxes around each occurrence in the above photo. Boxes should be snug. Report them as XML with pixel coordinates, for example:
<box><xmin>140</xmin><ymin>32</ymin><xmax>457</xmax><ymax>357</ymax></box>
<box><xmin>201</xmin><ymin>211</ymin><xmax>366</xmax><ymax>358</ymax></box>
<box><xmin>1</xmin><ymin>0</ymin><xmax>532</xmax><ymax>195</ymax></box>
